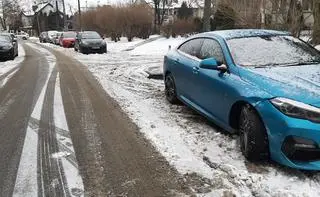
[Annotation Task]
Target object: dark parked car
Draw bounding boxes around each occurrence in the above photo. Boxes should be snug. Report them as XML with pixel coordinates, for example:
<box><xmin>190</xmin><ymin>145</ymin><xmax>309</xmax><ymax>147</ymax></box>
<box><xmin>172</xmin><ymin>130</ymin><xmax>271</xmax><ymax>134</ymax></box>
<box><xmin>0</xmin><ymin>35</ymin><xmax>18</xmax><ymax>60</ymax></box>
<box><xmin>1</xmin><ymin>33</ymin><xmax>18</xmax><ymax>57</ymax></box>
<box><xmin>39</xmin><ymin>32</ymin><xmax>49</xmax><ymax>43</ymax></box>
<box><xmin>74</xmin><ymin>31</ymin><xmax>106</xmax><ymax>54</ymax></box>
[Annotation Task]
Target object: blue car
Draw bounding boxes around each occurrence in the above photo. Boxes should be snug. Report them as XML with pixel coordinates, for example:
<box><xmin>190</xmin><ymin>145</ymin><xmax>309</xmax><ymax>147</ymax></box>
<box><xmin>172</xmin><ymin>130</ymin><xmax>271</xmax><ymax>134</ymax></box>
<box><xmin>163</xmin><ymin>29</ymin><xmax>320</xmax><ymax>170</ymax></box>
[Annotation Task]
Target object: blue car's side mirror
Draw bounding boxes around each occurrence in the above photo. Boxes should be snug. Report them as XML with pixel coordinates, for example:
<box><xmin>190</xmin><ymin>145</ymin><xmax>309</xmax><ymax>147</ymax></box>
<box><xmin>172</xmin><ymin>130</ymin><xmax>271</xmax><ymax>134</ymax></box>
<box><xmin>199</xmin><ymin>58</ymin><xmax>220</xmax><ymax>69</ymax></box>
<box><xmin>199</xmin><ymin>58</ymin><xmax>228</xmax><ymax>72</ymax></box>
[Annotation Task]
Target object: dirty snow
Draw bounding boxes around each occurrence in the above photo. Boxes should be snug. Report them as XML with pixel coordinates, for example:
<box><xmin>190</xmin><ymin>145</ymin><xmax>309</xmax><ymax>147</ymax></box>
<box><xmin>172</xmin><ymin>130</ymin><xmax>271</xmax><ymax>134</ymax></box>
<box><xmin>41</xmin><ymin>37</ymin><xmax>320</xmax><ymax>197</ymax></box>
<box><xmin>13</xmin><ymin>44</ymin><xmax>55</xmax><ymax>197</ymax></box>
<box><xmin>0</xmin><ymin>44</ymin><xmax>25</xmax><ymax>84</ymax></box>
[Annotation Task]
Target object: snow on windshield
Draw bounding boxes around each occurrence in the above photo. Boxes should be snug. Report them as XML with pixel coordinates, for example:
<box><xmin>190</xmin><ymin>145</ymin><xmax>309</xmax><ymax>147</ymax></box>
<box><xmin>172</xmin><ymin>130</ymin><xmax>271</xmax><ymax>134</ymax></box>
<box><xmin>227</xmin><ymin>36</ymin><xmax>320</xmax><ymax>67</ymax></box>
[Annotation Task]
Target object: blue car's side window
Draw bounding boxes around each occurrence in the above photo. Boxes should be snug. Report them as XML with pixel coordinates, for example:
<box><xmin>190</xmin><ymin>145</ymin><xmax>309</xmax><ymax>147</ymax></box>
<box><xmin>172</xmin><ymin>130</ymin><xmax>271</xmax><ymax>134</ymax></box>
<box><xmin>178</xmin><ymin>38</ymin><xmax>204</xmax><ymax>59</ymax></box>
<box><xmin>199</xmin><ymin>39</ymin><xmax>225</xmax><ymax>64</ymax></box>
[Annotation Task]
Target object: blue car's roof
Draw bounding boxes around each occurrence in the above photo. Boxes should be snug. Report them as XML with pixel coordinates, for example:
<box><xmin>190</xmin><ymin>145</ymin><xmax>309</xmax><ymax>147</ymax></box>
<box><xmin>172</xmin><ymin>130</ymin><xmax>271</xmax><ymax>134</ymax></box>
<box><xmin>197</xmin><ymin>29</ymin><xmax>290</xmax><ymax>40</ymax></box>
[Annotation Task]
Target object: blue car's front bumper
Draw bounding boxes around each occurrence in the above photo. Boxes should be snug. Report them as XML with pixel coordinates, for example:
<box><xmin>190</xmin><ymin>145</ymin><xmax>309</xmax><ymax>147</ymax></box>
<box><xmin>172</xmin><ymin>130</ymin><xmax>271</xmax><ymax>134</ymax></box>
<box><xmin>256</xmin><ymin>100</ymin><xmax>320</xmax><ymax>170</ymax></box>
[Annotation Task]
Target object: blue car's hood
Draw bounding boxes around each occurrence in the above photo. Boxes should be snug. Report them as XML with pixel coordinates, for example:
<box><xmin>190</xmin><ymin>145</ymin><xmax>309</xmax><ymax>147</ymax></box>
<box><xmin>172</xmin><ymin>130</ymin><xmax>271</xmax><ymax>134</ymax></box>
<box><xmin>239</xmin><ymin>64</ymin><xmax>320</xmax><ymax>107</ymax></box>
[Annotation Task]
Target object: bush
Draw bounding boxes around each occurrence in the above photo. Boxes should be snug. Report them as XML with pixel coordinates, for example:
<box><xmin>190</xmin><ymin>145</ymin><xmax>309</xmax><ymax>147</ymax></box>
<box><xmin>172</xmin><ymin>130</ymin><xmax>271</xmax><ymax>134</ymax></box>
<box><xmin>161</xmin><ymin>19</ymin><xmax>198</xmax><ymax>38</ymax></box>
<box><xmin>81</xmin><ymin>4</ymin><xmax>153</xmax><ymax>42</ymax></box>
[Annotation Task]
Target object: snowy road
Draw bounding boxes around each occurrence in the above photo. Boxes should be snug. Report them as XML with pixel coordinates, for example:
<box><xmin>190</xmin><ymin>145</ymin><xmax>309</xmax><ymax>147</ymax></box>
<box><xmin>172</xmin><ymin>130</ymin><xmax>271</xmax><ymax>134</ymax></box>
<box><xmin>39</xmin><ymin>37</ymin><xmax>320</xmax><ymax>197</ymax></box>
<box><xmin>0</xmin><ymin>41</ymin><xmax>191</xmax><ymax>197</ymax></box>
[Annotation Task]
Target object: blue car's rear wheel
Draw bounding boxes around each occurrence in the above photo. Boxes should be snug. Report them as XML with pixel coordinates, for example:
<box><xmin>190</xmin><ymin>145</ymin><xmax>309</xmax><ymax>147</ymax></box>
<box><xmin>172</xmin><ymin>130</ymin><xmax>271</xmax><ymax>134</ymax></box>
<box><xmin>165</xmin><ymin>74</ymin><xmax>179</xmax><ymax>104</ymax></box>
<box><xmin>239</xmin><ymin>105</ymin><xmax>269</xmax><ymax>161</ymax></box>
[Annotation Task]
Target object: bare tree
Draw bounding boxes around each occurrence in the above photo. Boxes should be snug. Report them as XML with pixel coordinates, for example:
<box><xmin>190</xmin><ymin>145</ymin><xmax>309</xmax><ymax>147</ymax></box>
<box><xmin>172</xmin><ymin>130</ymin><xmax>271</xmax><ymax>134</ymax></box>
<box><xmin>202</xmin><ymin>0</ymin><xmax>211</xmax><ymax>31</ymax></box>
<box><xmin>313</xmin><ymin>0</ymin><xmax>320</xmax><ymax>44</ymax></box>
<box><xmin>1</xmin><ymin>0</ymin><xmax>21</xmax><ymax>31</ymax></box>
<box><xmin>152</xmin><ymin>0</ymin><xmax>167</xmax><ymax>33</ymax></box>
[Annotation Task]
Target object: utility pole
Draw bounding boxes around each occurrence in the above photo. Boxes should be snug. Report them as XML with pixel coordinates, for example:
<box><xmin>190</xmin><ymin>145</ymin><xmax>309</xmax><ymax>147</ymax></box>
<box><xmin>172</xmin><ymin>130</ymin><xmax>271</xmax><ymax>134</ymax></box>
<box><xmin>62</xmin><ymin>0</ymin><xmax>66</xmax><ymax>30</ymax></box>
<box><xmin>77</xmin><ymin>0</ymin><xmax>82</xmax><ymax>31</ymax></box>
<box><xmin>203</xmin><ymin>0</ymin><xmax>212</xmax><ymax>32</ymax></box>
<box><xmin>56</xmin><ymin>1</ymin><xmax>59</xmax><ymax>30</ymax></box>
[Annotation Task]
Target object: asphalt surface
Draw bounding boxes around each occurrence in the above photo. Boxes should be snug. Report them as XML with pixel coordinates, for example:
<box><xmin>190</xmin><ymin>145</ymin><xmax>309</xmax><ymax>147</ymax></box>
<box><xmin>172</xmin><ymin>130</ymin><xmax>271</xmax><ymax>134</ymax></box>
<box><xmin>0</xmin><ymin>42</ymin><xmax>191</xmax><ymax>197</ymax></box>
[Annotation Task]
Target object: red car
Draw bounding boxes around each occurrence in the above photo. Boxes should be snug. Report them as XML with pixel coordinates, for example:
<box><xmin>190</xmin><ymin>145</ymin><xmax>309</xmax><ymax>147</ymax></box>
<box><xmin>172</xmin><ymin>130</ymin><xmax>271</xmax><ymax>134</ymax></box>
<box><xmin>59</xmin><ymin>32</ymin><xmax>77</xmax><ymax>48</ymax></box>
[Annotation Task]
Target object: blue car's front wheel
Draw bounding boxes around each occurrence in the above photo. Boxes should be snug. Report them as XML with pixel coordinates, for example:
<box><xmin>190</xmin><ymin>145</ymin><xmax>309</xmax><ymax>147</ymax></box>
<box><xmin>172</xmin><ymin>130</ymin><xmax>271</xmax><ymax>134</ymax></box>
<box><xmin>239</xmin><ymin>105</ymin><xmax>269</xmax><ymax>161</ymax></box>
<box><xmin>165</xmin><ymin>74</ymin><xmax>179</xmax><ymax>104</ymax></box>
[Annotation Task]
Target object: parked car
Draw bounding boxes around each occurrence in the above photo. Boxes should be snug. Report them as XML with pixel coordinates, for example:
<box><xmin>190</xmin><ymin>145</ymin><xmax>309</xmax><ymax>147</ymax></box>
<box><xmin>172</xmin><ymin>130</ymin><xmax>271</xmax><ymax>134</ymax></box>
<box><xmin>164</xmin><ymin>29</ymin><xmax>320</xmax><ymax>170</ymax></box>
<box><xmin>0</xmin><ymin>33</ymin><xmax>18</xmax><ymax>57</ymax></box>
<box><xmin>39</xmin><ymin>32</ymin><xmax>49</xmax><ymax>43</ymax></box>
<box><xmin>74</xmin><ymin>31</ymin><xmax>106</xmax><ymax>54</ymax></box>
<box><xmin>48</xmin><ymin>30</ymin><xmax>58</xmax><ymax>43</ymax></box>
<box><xmin>54</xmin><ymin>32</ymin><xmax>62</xmax><ymax>45</ymax></box>
<box><xmin>0</xmin><ymin>35</ymin><xmax>18</xmax><ymax>60</ymax></box>
<box><xmin>16</xmin><ymin>31</ymin><xmax>29</xmax><ymax>40</ymax></box>
<box><xmin>59</xmin><ymin>31</ymin><xmax>77</xmax><ymax>48</ymax></box>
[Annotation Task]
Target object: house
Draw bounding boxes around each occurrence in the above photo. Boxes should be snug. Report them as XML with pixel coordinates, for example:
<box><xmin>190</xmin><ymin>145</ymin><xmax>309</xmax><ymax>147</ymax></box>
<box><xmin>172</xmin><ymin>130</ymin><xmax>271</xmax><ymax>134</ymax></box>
<box><xmin>20</xmin><ymin>11</ymin><xmax>34</xmax><ymax>35</ymax></box>
<box><xmin>135</xmin><ymin>0</ymin><xmax>205</xmax><ymax>24</ymax></box>
<box><xmin>162</xmin><ymin>0</ymin><xmax>205</xmax><ymax>23</ymax></box>
<box><xmin>21</xmin><ymin>2</ymin><xmax>64</xmax><ymax>35</ymax></box>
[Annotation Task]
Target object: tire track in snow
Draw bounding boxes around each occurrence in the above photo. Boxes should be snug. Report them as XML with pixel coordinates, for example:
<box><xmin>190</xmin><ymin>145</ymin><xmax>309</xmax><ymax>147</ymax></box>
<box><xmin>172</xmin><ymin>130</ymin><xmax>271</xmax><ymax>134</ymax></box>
<box><xmin>13</xmin><ymin>44</ymin><xmax>84</xmax><ymax>197</ymax></box>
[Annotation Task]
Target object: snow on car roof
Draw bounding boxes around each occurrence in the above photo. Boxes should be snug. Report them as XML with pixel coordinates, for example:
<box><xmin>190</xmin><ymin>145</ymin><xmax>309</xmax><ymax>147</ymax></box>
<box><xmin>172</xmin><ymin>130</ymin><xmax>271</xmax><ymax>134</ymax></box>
<box><xmin>199</xmin><ymin>29</ymin><xmax>290</xmax><ymax>40</ymax></box>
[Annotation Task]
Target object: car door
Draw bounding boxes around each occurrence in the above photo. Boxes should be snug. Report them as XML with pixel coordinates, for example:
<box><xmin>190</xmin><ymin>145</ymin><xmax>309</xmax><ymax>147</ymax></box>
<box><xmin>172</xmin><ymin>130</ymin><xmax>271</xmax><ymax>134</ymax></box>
<box><xmin>173</xmin><ymin>38</ymin><xmax>204</xmax><ymax>101</ymax></box>
<box><xmin>193</xmin><ymin>38</ymin><xmax>233</xmax><ymax>122</ymax></box>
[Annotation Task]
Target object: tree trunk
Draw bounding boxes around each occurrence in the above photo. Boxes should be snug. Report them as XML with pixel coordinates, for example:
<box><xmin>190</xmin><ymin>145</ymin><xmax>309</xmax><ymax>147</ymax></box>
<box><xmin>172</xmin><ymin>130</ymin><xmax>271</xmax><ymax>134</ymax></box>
<box><xmin>203</xmin><ymin>0</ymin><xmax>212</xmax><ymax>32</ymax></box>
<box><xmin>313</xmin><ymin>0</ymin><xmax>320</xmax><ymax>44</ymax></box>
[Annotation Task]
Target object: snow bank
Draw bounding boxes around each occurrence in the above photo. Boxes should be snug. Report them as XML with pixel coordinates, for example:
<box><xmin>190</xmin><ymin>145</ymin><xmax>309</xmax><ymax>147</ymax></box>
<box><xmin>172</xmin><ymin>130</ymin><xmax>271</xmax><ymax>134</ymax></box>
<box><xmin>0</xmin><ymin>44</ymin><xmax>25</xmax><ymax>77</ymax></box>
<box><xmin>130</xmin><ymin>37</ymin><xmax>185</xmax><ymax>56</ymax></box>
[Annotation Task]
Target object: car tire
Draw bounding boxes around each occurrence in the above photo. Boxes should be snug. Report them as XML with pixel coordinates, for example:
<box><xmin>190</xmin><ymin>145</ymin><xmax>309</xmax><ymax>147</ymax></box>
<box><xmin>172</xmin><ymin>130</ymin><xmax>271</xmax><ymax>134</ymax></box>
<box><xmin>165</xmin><ymin>74</ymin><xmax>179</xmax><ymax>104</ymax></box>
<box><xmin>239</xmin><ymin>104</ymin><xmax>269</xmax><ymax>161</ymax></box>
<box><xmin>10</xmin><ymin>52</ymin><xmax>15</xmax><ymax>60</ymax></box>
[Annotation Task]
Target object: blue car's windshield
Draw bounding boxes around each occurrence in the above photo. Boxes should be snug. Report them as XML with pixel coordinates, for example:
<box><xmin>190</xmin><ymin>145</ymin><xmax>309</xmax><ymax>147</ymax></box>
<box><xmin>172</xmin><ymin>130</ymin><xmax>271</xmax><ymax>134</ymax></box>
<box><xmin>227</xmin><ymin>36</ymin><xmax>320</xmax><ymax>67</ymax></box>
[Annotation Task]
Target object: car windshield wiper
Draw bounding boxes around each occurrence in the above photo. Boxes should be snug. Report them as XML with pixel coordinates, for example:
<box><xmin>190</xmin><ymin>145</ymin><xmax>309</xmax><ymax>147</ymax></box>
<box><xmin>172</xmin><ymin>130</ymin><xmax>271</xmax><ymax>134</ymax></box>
<box><xmin>279</xmin><ymin>61</ymin><xmax>320</xmax><ymax>67</ymax></box>
<box><xmin>254</xmin><ymin>61</ymin><xmax>320</xmax><ymax>68</ymax></box>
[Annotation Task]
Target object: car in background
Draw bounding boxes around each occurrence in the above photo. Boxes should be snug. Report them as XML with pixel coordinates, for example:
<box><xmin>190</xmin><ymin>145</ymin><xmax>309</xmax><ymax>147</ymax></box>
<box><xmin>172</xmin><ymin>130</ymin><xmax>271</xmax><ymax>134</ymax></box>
<box><xmin>0</xmin><ymin>33</ymin><xmax>18</xmax><ymax>57</ymax></box>
<box><xmin>0</xmin><ymin>35</ymin><xmax>18</xmax><ymax>60</ymax></box>
<box><xmin>16</xmin><ymin>31</ymin><xmax>29</xmax><ymax>40</ymax></box>
<box><xmin>54</xmin><ymin>32</ymin><xmax>62</xmax><ymax>45</ymax></box>
<box><xmin>74</xmin><ymin>31</ymin><xmax>106</xmax><ymax>54</ymax></box>
<box><xmin>163</xmin><ymin>29</ymin><xmax>320</xmax><ymax>170</ymax></box>
<box><xmin>48</xmin><ymin>30</ymin><xmax>58</xmax><ymax>43</ymax></box>
<box><xmin>39</xmin><ymin>32</ymin><xmax>49</xmax><ymax>43</ymax></box>
<box><xmin>59</xmin><ymin>31</ymin><xmax>77</xmax><ymax>48</ymax></box>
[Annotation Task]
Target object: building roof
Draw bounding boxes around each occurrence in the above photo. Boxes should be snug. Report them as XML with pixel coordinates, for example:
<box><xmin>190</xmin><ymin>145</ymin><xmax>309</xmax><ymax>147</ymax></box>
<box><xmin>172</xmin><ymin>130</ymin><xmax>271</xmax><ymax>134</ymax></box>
<box><xmin>22</xmin><ymin>2</ymin><xmax>55</xmax><ymax>16</ymax></box>
<box><xmin>198</xmin><ymin>29</ymin><xmax>290</xmax><ymax>40</ymax></box>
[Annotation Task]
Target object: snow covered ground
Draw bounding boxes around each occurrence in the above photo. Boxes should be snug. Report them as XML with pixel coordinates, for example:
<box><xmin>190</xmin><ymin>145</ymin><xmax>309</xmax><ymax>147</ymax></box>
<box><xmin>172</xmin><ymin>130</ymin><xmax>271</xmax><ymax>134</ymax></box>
<box><xmin>40</xmin><ymin>37</ymin><xmax>320</xmax><ymax>197</ymax></box>
<box><xmin>0</xmin><ymin>44</ymin><xmax>25</xmax><ymax>79</ymax></box>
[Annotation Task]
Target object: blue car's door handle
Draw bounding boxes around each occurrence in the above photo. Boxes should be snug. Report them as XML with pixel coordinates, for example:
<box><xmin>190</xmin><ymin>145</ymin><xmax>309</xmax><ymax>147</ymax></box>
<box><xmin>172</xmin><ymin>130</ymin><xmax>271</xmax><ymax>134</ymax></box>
<box><xmin>192</xmin><ymin>67</ymin><xmax>199</xmax><ymax>74</ymax></box>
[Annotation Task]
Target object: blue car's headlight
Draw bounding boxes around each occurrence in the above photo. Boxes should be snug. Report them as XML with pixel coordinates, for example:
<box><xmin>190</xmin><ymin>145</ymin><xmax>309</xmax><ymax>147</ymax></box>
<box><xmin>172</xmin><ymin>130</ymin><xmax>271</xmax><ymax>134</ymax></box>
<box><xmin>271</xmin><ymin>97</ymin><xmax>320</xmax><ymax>123</ymax></box>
